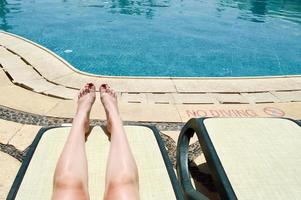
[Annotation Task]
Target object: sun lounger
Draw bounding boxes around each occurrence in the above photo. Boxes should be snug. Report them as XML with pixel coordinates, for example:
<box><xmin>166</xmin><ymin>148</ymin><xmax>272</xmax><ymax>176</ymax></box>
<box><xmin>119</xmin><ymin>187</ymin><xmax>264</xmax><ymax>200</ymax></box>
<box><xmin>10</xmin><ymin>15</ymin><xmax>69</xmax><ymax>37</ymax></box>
<box><xmin>7</xmin><ymin>125</ymin><xmax>184</xmax><ymax>200</ymax></box>
<box><xmin>177</xmin><ymin>117</ymin><xmax>301</xmax><ymax>200</ymax></box>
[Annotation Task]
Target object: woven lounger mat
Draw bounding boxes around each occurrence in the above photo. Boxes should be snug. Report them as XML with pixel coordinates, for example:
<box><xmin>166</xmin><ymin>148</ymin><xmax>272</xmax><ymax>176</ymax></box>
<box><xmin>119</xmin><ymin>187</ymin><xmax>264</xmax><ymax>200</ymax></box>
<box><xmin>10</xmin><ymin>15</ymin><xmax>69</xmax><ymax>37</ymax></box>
<box><xmin>203</xmin><ymin>118</ymin><xmax>301</xmax><ymax>200</ymax></box>
<box><xmin>15</xmin><ymin>126</ymin><xmax>176</xmax><ymax>200</ymax></box>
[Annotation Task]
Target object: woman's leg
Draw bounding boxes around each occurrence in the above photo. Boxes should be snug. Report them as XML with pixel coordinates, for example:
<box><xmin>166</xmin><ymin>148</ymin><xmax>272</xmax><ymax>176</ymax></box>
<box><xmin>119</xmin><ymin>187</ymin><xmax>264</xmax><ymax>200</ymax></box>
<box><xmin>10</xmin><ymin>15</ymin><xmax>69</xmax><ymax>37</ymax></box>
<box><xmin>52</xmin><ymin>83</ymin><xmax>96</xmax><ymax>200</ymax></box>
<box><xmin>100</xmin><ymin>84</ymin><xmax>139</xmax><ymax>200</ymax></box>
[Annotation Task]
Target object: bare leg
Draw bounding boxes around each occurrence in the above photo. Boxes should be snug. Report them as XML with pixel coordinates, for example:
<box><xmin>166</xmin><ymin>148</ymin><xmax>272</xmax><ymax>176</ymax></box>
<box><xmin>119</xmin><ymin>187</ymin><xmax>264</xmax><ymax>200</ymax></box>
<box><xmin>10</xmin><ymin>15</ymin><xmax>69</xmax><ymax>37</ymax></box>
<box><xmin>100</xmin><ymin>84</ymin><xmax>139</xmax><ymax>200</ymax></box>
<box><xmin>52</xmin><ymin>83</ymin><xmax>96</xmax><ymax>200</ymax></box>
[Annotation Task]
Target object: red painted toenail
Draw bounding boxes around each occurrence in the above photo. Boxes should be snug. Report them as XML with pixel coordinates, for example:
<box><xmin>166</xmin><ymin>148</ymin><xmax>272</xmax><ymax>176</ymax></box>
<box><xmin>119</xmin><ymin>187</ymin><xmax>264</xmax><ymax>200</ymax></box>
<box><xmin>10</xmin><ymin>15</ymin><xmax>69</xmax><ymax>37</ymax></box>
<box><xmin>88</xmin><ymin>83</ymin><xmax>94</xmax><ymax>88</ymax></box>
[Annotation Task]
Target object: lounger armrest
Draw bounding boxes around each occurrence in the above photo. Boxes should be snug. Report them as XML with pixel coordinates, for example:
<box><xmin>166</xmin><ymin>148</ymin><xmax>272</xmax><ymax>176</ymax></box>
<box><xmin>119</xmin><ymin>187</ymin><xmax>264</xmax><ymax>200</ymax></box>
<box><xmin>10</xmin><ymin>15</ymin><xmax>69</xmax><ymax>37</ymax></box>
<box><xmin>176</xmin><ymin>118</ymin><xmax>209</xmax><ymax>200</ymax></box>
<box><xmin>177</xmin><ymin>118</ymin><xmax>238</xmax><ymax>200</ymax></box>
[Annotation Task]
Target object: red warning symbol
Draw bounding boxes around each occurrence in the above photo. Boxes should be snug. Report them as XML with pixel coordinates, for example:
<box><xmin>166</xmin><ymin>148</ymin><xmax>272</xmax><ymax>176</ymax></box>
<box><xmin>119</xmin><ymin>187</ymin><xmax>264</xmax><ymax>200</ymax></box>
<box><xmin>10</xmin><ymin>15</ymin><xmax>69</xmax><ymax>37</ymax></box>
<box><xmin>263</xmin><ymin>107</ymin><xmax>285</xmax><ymax>117</ymax></box>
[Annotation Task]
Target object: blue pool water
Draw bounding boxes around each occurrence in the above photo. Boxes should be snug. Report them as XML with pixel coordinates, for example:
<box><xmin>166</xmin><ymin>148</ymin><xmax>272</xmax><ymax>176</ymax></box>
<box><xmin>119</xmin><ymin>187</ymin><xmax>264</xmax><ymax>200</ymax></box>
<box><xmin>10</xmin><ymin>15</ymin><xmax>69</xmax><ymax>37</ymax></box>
<box><xmin>0</xmin><ymin>0</ymin><xmax>301</xmax><ymax>77</ymax></box>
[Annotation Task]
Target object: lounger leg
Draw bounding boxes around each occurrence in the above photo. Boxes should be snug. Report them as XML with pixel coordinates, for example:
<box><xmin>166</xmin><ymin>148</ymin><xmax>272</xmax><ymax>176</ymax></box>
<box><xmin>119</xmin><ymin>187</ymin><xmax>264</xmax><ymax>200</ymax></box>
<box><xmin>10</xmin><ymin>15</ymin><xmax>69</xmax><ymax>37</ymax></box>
<box><xmin>52</xmin><ymin>83</ymin><xmax>95</xmax><ymax>200</ymax></box>
<box><xmin>100</xmin><ymin>84</ymin><xmax>139</xmax><ymax>200</ymax></box>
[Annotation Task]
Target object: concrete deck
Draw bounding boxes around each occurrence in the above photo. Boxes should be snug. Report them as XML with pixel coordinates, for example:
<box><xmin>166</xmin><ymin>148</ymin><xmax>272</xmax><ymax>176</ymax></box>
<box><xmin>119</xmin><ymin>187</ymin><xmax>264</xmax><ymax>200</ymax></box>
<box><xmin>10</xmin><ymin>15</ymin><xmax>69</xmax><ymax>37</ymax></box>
<box><xmin>0</xmin><ymin>30</ymin><xmax>301</xmax><ymax>199</ymax></box>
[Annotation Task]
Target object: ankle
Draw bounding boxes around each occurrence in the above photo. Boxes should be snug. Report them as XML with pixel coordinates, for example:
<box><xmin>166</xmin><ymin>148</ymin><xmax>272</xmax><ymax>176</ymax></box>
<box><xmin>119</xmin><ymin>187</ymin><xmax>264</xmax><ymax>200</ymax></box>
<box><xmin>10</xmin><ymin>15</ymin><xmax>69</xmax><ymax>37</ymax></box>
<box><xmin>105</xmin><ymin>106</ymin><xmax>119</xmax><ymax>116</ymax></box>
<box><xmin>107</xmin><ymin>111</ymin><xmax>121</xmax><ymax>123</ymax></box>
<box><xmin>76</xmin><ymin>106</ymin><xmax>91</xmax><ymax>115</ymax></box>
<box><xmin>74</xmin><ymin>109</ymin><xmax>90</xmax><ymax>123</ymax></box>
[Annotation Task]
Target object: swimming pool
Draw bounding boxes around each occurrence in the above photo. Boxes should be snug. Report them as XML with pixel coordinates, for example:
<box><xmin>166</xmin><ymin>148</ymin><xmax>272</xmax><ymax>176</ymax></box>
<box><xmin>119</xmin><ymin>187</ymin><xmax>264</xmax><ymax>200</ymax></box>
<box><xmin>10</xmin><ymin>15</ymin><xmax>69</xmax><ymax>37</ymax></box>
<box><xmin>1</xmin><ymin>0</ymin><xmax>301</xmax><ymax>77</ymax></box>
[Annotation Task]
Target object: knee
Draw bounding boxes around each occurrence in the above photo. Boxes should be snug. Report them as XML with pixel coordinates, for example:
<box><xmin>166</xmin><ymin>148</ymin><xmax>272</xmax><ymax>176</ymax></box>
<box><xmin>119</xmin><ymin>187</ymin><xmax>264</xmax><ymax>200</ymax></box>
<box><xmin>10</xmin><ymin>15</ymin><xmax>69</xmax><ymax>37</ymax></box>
<box><xmin>53</xmin><ymin>174</ymin><xmax>88</xmax><ymax>197</ymax></box>
<box><xmin>113</xmin><ymin>174</ymin><xmax>138</xmax><ymax>186</ymax></box>
<box><xmin>107</xmin><ymin>172</ymin><xmax>139</xmax><ymax>191</ymax></box>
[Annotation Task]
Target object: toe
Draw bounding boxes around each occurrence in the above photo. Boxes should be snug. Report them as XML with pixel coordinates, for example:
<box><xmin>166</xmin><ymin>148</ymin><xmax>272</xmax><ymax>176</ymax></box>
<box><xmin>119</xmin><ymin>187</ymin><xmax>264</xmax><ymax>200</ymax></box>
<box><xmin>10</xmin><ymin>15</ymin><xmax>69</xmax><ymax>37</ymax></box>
<box><xmin>100</xmin><ymin>84</ymin><xmax>107</xmax><ymax>93</ymax></box>
<box><xmin>78</xmin><ymin>88</ymin><xmax>84</xmax><ymax>98</ymax></box>
<box><xmin>89</xmin><ymin>84</ymin><xmax>96</xmax><ymax>92</ymax></box>
<box><xmin>84</xmin><ymin>88</ymin><xmax>90</xmax><ymax>94</ymax></box>
<box><xmin>109</xmin><ymin>89</ymin><xmax>115</xmax><ymax>96</ymax></box>
<box><xmin>101</xmin><ymin>84</ymin><xmax>111</xmax><ymax>92</ymax></box>
<box><xmin>106</xmin><ymin>89</ymin><xmax>111</xmax><ymax>95</ymax></box>
<box><xmin>86</xmin><ymin>83</ymin><xmax>95</xmax><ymax>91</ymax></box>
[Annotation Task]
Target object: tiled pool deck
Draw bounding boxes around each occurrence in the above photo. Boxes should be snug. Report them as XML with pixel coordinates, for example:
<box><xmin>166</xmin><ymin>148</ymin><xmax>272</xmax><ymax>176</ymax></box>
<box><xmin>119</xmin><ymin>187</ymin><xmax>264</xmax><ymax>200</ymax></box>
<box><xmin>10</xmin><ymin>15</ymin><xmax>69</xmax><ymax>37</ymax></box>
<box><xmin>1</xmin><ymin>31</ymin><xmax>301</xmax><ymax>199</ymax></box>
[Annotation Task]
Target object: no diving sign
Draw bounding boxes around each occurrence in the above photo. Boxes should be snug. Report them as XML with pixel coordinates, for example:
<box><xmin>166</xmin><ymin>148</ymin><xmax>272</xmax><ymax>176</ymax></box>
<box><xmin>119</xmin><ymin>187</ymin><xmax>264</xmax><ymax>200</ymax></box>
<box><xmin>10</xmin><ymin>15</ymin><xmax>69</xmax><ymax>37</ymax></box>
<box><xmin>263</xmin><ymin>107</ymin><xmax>285</xmax><ymax>117</ymax></box>
<box><xmin>185</xmin><ymin>107</ymin><xmax>287</xmax><ymax>118</ymax></box>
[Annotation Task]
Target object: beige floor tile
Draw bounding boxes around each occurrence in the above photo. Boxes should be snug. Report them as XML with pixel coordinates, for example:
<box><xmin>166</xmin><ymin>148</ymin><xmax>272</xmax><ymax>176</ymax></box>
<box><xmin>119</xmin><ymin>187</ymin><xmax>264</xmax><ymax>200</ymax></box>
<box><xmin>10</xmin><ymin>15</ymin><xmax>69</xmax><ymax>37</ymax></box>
<box><xmin>0</xmin><ymin>47</ymin><xmax>21</xmax><ymax>66</ymax></box>
<box><xmin>8</xmin><ymin>125</ymin><xmax>42</xmax><ymax>151</ymax></box>
<box><xmin>0</xmin><ymin>70</ymin><xmax>12</xmax><ymax>87</ymax></box>
<box><xmin>0</xmin><ymin>46</ymin><xmax>12</xmax><ymax>56</ymax></box>
<box><xmin>120</xmin><ymin>93</ymin><xmax>147</xmax><ymax>103</ymax></box>
<box><xmin>6</xmin><ymin>67</ymin><xmax>43</xmax><ymax>82</ymax></box>
<box><xmin>270</xmin><ymin>102</ymin><xmax>301</xmax><ymax>119</ymax></box>
<box><xmin>43</xmin><ymin>85</ymin><xmax>78</xmax><ymax>100</ymax></box>
<box><xmin>173</xmin><ymin>78</ymin><xmax>301</xmax><ymax>93</ymax></box>
<box><xmin>27</xmin><ymin>58</ymin><xmax>73</xmax><ymax>81</ymax></box>
<box><xmin>291</xmin><ymin>77</ymin><xmax>301</xmax><ymax>87</ymax></box>
<box><xmin>0</xmin><ymin>55</ymin><xmax>29</xmax><ymax>71</ymax></box>
<box><xmin>45</xmin><ymin>99</ymin><xmax>77</xmax><ymax>118</ymax></box>
<box><xmin>5</xmin><ymin>41</ymin><xmax>74</xmax><ymax>80</ymax></box>
<box><xmin>17</xmin><ymin>79</ymin><xmax>56</xmax><ymax>93</ymax></box>
<box><xmin>173</xmin><ymin>79</ymin><xmax>238</xmax><ymax>93</ymax></box>
<box><xmin>96</xmin><ymin>78</ymin><xmax>177</xmax><ymax>93</ymax></box>
<box><xmin>0</xmin><ymin>85</ymin><xmax>60</xmax><ymax>115</ymax></box>
<box><xmin>241</xmin><ymin>92</ymin><xmax>279</xmax><ymax>103</ymax></box>
<box><xmin>0</xmin><ymin>152</ymin><xmax>21</xmax><ymax>200</ymax></box>
<box><xmin>172</xmin><ymin>93</ymin><xmax>216</xmax><ymax>104</ymax></box>
<box><xmin>119</xmin><ymin>103</ymin><xmax>182</xmax><ymax>122</ymax></box>
<box><xmin>176</xmin><ymin>103</ymin><xmax>301</xmax><ymax>122</ymax></box>
<box><xmin>0</xmin><ymin>32</ymin><xmax>36</xmax><ymax>49</ymax></box>
<box><xmin>10</xmin><ymin>43</ymin><xmax>47</xmax><ymax>58</ymax></box>
<box><xmin>271</xmin><ymin>91</ymin><xmax>301</xmax><ymax>102</ymax></box>
<box><xmin>45</xmin><ymin>98</ymin><xmax>106</xmax><ymax>119</ymax></box>
<box><xmin>7</xmin><ymin>41</ymin><xmax>43</xmax><ymax>58</ymax></box>
<box><xmin>0</xmin><ymin>32</ymin><xmax>28</xmax><ymax>48</ymax></box>
<box><xmin>0</xmin><ymin>32</ymin><xmax>21</xmax><ymax>47</ymax></box>
<box><xmin>146</xmin><ymin>93</ymin><xmax>174</xmax><ymax>104</ymax></box>
<box><xmin>249</xmin><ymin>78</ymin><xmax>301</xmax><ymax>91</ymax></box>
<box><xmin>213</xmin><ymin>93</ymin><xmax>249</xmax><ymax>104</ymax></box>
<box><xmin>0</xmin><ymin>120</ymin><xmax>23</xmax><ymax>144</ymax></box>
<box><xmin>0</xmin><ymin>46</ymin><xmax>11</xmax><ymax>56</ymax></box>
<box><xmin>53</xmin><ymin>73</ymin><xmax>97</xmax><ymax>89</ymax></box>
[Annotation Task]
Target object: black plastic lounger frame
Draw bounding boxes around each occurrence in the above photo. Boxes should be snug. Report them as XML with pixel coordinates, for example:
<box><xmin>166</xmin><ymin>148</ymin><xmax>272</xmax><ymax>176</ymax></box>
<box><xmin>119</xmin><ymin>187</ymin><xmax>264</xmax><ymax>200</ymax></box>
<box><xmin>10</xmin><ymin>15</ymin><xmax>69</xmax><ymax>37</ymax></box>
<box><xmin>176</xmin><ymin>117</ymin><xmax>301</xmax><ymax>200</ymax></box>
<box><xmin>7</xmin><ymin>125</ymin><xmax>184</xmax><ymax>200</ymax></box>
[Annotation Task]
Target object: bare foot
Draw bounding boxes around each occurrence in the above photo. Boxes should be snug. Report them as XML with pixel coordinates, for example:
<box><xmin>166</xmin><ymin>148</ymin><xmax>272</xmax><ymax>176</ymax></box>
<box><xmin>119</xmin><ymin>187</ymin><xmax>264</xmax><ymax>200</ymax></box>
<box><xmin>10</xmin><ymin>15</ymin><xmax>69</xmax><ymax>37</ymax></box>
<box><xmin>77</xmin><ymin>83</ymin><xmax>96</xmax><ymax>140</ymax></box>
<box><xmin>99</xmin><ymin>84</ymin><xmax>119</xmax><ymax>137</ymax></box>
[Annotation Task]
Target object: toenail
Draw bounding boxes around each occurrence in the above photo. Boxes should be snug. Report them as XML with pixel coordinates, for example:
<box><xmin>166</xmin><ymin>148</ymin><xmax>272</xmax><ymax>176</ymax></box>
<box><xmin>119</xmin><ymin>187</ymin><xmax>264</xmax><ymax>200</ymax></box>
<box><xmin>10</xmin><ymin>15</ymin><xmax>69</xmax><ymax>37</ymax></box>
<box><xmin>88</xmin><ymin>83</ymin><xmax>94</xmax><ymax>88</ymax></box>
<box><xmin>101</xmin><ymin>84</ymin><xmax>108</xmax><ymax>88</ymax></box>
